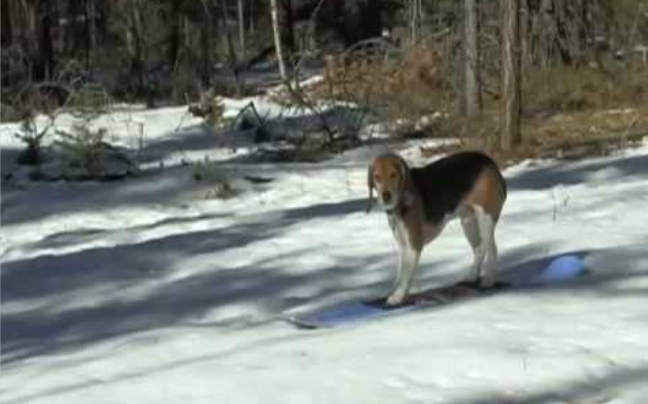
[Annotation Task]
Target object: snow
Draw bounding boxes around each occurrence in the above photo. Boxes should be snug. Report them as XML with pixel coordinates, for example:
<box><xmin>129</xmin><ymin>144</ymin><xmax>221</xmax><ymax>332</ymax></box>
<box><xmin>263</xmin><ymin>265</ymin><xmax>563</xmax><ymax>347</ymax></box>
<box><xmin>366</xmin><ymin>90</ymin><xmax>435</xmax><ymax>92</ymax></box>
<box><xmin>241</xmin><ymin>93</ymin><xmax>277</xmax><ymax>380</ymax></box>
<box><xmin>2</xmin><ymin>101</ymin><xmax>648</xmax><ymax>404</ymax></box>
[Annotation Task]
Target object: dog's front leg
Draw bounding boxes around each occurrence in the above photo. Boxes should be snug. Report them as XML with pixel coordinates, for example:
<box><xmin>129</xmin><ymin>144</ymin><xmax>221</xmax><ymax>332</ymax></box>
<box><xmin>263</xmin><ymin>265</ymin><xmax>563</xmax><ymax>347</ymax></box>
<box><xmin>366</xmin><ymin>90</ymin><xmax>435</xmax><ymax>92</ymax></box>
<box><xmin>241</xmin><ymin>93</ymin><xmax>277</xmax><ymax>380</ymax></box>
<box><xmin>388</xmin><ymin>215</ymin><xmax>405</xmax><ymax>294</ymax></box>
<box><xmin>387</xmin><ymin>245</ymin><xmax>420</xmax><ymax>306</ymax></box>
<box><xmin>392</xmin><ymin>246</ymin><xmax>405</xmax><ymax>293</ymax></box>
<box><xmin>387</xmin><ymin>215</ymin><xmax>421</xmax><ymax>306</ymax></box>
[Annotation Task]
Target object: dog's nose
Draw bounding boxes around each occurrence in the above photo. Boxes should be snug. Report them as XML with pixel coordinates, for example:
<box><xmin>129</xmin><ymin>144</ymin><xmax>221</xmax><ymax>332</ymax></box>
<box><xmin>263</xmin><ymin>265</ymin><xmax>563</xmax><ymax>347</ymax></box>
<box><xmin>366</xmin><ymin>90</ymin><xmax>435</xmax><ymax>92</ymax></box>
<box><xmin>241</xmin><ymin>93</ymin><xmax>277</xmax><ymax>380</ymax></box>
<box><xmin>382</xmin><ymin>191</ymin><xmax>392</xmax><ymax>203</ymax></box>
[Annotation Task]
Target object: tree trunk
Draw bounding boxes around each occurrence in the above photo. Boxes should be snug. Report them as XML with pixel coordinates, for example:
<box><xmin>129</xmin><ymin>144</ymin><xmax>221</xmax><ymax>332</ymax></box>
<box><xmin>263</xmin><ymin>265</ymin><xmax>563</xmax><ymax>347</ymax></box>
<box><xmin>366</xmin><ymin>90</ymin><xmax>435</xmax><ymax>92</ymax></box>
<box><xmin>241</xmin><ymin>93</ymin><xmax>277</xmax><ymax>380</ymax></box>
<box><xmin>248</xmin><ymin>0</ymin><xmax>255</xmax><ymax>35</ymax></box>
<box><xmin>183</xmin><ymin>16</ymin><xmax>191</xmax><ymax>49</ymax></box>
<box><xmin>570</xmin><ymin>0</ymin><xmax>589</xmax><ymax>66</ymax></box>
<box><xmin>218</xmin><ymin>0</ymin><xmax>243</xmax><ymax>96</ymax></box>
<box><xmin>283</xmin><ymin>0</ymin><xmax>295</xmax><ymax>57</ymax></box>
<box><xmin>169</xmin><ymin>0</ymin><xmax>182</xmax><ymax>69</ymax></box>
<box><xmin>464</xmin><ymin>0</ymin><xmax>481</xmax><ymax>117</ymax></box>
<box><xmin>520</xmin><ymin>0</ymin><xmax>530</xmax><ymax>70</ymax></box>
<box><xmin>2</xmin><ymin>0</ymin><xmax>14</xmax><ymax>88</ymax></box>
<box><xmin>1</xmin><ymin>0</ymin><xmax>12</xmax><ymax>46</ymax></box>
<box><xmin>128</xmin><ymin>0</ymin><xmax>147</xmax><ymax>98</ymax></box>
<box><xmin>22</xmin><ymin>0</ymin><xmax>44</xmax><ymax>81</ymax></box>
<box><xmin>237</xmin><ymin>0</ymin><xmax>245</xmax><ymax>57</ymax></box>
<box><xmin>409</xmin><ymin>0</ymin><xmax>422</xmax><ymax>45</ymax></box>
<box><xmin>85</xmin><ymin>0</ymin><xmax>96</xmax><ymax>71</ymax></box>
<box><xmin>552</xmin><ymin>0</ymin><xmax>572</xmax><ymax>65</ymax></box>
<box><xmin>64</xmin><ymin>0</ymin><xmax>76</xmax><ymax>55</ymax></box>
<box><xmin>199</xmin><ymin>1</ymin><xmax>213</xmax><ymax>87</ymax></box>
<box><xmin>270</xmin><ymin>0</ymin><xmax>287</xmax><ymax>80</ymax></box>
<box><xmin>40</xmin><ymin>0</ymin><xmax>55</xmax><ymax>79</ymax></box>
<box><xmin>500</xmin><ymin>0</ymin><xmax>521</xmax><ymax>150</ymax></box>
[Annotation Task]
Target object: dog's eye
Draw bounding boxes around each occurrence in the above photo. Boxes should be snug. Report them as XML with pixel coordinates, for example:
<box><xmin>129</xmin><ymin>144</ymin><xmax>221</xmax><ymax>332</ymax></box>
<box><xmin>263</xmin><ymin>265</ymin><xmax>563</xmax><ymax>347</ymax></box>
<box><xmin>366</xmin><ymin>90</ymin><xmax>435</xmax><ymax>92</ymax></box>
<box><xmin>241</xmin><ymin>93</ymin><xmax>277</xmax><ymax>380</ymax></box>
<box><xmin>389</xmin><ymin>172</ymin><xmax>398</xmax><ymax>179</ymax></box>
<box><xmin>374</xmin><ymin>174</ymin><xmax>382</xmax><ymax>181</ymax></box>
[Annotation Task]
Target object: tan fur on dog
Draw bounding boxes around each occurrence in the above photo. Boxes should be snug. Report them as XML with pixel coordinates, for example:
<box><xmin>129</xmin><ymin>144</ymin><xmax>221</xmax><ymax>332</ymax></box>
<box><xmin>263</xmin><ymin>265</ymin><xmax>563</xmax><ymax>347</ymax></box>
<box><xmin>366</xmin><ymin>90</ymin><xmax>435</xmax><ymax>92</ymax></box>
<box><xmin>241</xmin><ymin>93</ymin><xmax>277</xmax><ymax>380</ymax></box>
<box><xmin>367</xmin><ymin>151</ymin><xmax>507</xmax><ymax>305</ymax></box>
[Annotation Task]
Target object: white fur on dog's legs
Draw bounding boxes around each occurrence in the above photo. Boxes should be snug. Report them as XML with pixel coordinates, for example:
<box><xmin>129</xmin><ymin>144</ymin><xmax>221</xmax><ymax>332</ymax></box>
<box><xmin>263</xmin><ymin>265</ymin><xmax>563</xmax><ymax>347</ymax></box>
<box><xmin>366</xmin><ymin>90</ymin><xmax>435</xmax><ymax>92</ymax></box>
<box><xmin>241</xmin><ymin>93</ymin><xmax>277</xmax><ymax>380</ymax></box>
<box><xmin>388</xmin><ymin>215</ymin><xmax>405</xmax><ymax>294</ymax></box>
<box><xmin>387</xmin><ymin>215</ymin><xmax>420</xmax><ymax>306</ymax></box>
<box><xmin>392</xmin><ymin>248</ymin><xmax>405</xmax><ymax>292</ymax></box>
<box><xmin>474</xmin><ymin>205</ymin><xmax>497</xmax><ymax>288</ymax></box>
<box><xmin>482</xmin><ymin>238</ymin><xmax>498</xmax><ymax>287</ymax></box>
<box><xmin>460</xmin><ymin>214</ymin><xmax>482</xmax><ymax>283</ymax></box>
<box><xmin>387</xmin><ymin>247</ymin><xmax>420</xmax><ymax>306</ymax></box>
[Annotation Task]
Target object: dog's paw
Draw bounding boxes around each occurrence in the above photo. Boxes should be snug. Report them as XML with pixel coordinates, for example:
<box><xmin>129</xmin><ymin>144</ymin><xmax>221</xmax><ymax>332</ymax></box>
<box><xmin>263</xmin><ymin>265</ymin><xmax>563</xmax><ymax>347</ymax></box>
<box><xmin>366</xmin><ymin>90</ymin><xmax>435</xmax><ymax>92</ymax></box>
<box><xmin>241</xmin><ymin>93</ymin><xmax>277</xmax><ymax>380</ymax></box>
<box><xmin>455</xmin><ymin>278</ymin><xmax>481</xmax><ymax>289</ymax></box>
<box><xmin>385</xmin><ymin>291</ymin><xmax>407</xmax><ymax>307</ymax></box>
<box><xmin>478</xmin><ymin>276</ymin><xmax>497</xmax><ymax>290</ymax></box>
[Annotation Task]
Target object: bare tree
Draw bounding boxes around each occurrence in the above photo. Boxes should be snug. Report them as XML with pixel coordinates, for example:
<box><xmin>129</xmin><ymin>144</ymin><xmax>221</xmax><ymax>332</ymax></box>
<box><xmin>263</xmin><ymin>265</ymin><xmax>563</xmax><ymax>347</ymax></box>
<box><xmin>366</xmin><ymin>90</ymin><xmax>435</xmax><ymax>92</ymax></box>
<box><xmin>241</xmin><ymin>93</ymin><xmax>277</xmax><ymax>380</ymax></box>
<box><xmin>198</xmin><ymin>0</ymin><xmax>214</xmax><ymax>87</ymax></box>
<box><xmin>270</xmin><ymin>0</ymin><xmax>287</xmax><ymax>80</ymax></box>
<box><xmin>9</xmin><ymin>0</ymin><xmax>54</xmax><ymax>81</ymax></box>
<box><xmin>519</xmin><ymin>0</ymin><xmax>530</xmax><ymax>70</ymax></box>
<box><xmin>237</xmin><ymin>0</ymin><xmax>245</xmax><ymax>56</ymax></box>
<box><xmin>464</xmin><ymin>0</ymin><xmax>481</xmax><ymax>117</ymax></box>
<box><xmin>283</xmin><ymin>0</ymin><xmax>296</xmax><ymax>56</ymax></box>
<box><xmin>85</xmin><ymin>0</ymin><xmax>96</xmax><ymax>71</ymax></box>
<box><xmin>1</xmin><ymin>0</ymin><xmax>12</xmax><ymax>47</ymax></box>
<box><xmin>500</xmin><ymin>0</ymin><xmax>521</xmax><ymax>150</ymax></box>
<box><xmin>122</xmin><ymin>0</ymin><xmax>147</xmax><ymax>97</ymax></box>
<box><xmin>169</xmin><ymin>0</ymin><xmax>182</xmax><ymax>69</ymax></box>
<box><xmin>216</xmin><ymin>0</ymin><xmax>244</xmax><ymax>96</ymax></box>
<box><xmin>409</xmin><ymin>0</ymin><xmax>423</xmax><ymax>45</ymax></box>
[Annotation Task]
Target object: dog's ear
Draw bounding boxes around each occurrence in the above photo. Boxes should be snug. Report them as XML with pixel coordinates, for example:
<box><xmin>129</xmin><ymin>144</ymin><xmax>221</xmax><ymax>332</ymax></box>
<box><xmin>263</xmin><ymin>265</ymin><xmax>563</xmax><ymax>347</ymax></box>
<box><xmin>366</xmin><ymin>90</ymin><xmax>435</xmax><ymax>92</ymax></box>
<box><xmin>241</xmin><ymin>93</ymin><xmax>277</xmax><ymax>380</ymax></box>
<box><xmin>397</xmin><ymin>156</ymin><xmax>414</xmax><ymax>206</ymax></box>
<box><xmin>366</xmin><ymin>161</ymin><xmax>375</xmax><ymax>213</ymax></box>
<box><xmin>397</xmin><ymin>156</ymin><xmax>409</xmax><ymax>191</ymax></box>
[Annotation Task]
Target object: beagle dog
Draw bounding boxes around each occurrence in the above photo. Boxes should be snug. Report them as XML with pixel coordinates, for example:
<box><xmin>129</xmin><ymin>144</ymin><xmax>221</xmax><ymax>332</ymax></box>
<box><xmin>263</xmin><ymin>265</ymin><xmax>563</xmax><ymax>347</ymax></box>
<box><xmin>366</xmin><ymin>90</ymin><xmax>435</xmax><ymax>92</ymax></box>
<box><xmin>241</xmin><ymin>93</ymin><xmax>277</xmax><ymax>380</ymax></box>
<box><xmin>367</xmin><ymin>151</ymin><xmax>507</xmax><ymax>306</ymax></box>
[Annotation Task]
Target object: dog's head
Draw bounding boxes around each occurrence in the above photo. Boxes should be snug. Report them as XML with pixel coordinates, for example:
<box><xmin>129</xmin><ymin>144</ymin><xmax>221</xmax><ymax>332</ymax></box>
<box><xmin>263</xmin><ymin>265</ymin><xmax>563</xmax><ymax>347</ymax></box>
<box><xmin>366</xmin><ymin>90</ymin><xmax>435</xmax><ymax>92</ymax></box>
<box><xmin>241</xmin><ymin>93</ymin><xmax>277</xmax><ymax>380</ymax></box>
<box><xmin>367</xmin><ymin>153</ymin><xmax>410</xmax><ymax>213</ymax></box>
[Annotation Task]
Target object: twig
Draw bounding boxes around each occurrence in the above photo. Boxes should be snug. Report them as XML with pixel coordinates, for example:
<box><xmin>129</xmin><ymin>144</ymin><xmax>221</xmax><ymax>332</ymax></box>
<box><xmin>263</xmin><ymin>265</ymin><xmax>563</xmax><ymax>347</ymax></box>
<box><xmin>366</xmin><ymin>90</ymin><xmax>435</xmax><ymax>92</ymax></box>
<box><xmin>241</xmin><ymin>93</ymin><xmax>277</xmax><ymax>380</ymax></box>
<box><xmin>231</xmin><ymin>101</ymin><xmax>267</xmax><ymax>133</ymax></box>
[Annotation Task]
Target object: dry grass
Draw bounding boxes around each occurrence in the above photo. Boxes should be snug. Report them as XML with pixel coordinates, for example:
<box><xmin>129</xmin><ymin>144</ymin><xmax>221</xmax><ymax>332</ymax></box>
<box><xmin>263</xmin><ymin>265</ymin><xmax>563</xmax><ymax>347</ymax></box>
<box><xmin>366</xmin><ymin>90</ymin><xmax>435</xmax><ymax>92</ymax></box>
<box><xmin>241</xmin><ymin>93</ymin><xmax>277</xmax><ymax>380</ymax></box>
<box><xmin>522</xmin><ymin>65</ymin><xmax>648</xmax><ymax>116</ymax></box>
<box><xmin>421</xmin><ymin>106</ymin><xmax>648</xmax><ymax>166</ymax></box>
<box><xmin>312</xmin><ymin>45</ymin><xmax>648</xmax><ymax>165</ymax></box>
<box><xmin>314</xmin><ymin>45</ymin><xmax>453</xmax><ymax>125</ymax></box>
<box><xmin>419</xmin><ymin>62</ymin><xmax>648</xmax><ymax>165</ymax></box>
<box><xmin>524</xmin><ymin>106</ymin><xmax>648</xmax><ymax>142</ymax></box>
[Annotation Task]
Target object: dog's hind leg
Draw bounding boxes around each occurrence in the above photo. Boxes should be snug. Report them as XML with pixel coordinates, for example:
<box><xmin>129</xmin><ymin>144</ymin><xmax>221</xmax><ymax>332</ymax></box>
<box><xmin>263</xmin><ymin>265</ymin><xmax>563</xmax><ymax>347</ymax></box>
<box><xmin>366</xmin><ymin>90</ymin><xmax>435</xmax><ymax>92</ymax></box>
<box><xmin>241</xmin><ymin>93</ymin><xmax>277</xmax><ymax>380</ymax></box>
<box><xmin>474</xmin><ymin>205</ymin><xmax>497</xmax><ymax>288</ymax></box>
<box><xmin>460</xmin><ymin>212</ymin><xmax>484</xmax><ymax>285</ymax></box>
<box><xmin>482</xmin><ymin>235</ymin><xmax>498</xmax><ymax>288</ymax></box>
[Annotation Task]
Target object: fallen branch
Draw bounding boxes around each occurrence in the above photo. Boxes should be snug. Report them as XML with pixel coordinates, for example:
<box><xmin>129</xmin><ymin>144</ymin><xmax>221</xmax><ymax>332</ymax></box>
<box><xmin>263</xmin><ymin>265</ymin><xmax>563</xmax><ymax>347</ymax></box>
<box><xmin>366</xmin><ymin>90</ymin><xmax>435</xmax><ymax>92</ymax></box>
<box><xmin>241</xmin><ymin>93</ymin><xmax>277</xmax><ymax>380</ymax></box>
<box><xmin>284</xmin><ymin>80</ymin><xmax>338</xmax><ymax>145</ymax></box>
<box><xmin>230</xmin><ymin>101</ymin><xmax>272</xmax><ymax>142</ymax></box>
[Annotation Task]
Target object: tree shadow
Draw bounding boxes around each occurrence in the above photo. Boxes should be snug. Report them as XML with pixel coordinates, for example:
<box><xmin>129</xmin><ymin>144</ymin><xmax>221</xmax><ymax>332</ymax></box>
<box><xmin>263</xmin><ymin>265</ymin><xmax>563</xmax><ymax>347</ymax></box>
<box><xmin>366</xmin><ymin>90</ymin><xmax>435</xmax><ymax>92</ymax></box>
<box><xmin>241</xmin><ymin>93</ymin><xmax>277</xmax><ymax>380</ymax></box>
<box><xmin>3</xmin><ymin>135</ymin><xmax>648</xmax><ymax>369</ymax></box>
<box><xmin>1</xmin><ymin>147</ymin><xmax>23</xmax><ymax>174</ymax></box>
<box><xmin>4</xmin><ymin>230</ymin><xmax>647</xmax><ymax>366</ymax></box>
<box><xmin>0</xmin><ymin>250</ymin><xmax>387</xmax><ymax>365</ymax></box>
<box><xmin>0</xmin><ymin>196</ymin><xmax>371</xmax><ymax>364</ymax></box>
<box><xmin>499</xmin><ymin>243</ymin><xmax>648</xmax><ymax>297</ymax></box>
<box><xmin>2</xmin><ymin>197</ymin><xmax>368</xmax><ymax>301</ymax></box>
<box><xmin>0</xmin><ymin>159</ymin><xmax>280</xmax><ymax>227</ymax></box>
<box><xmin>506</xmin><ymin>153</ymin><xmax>648</xmax><ymax>190</ymax></box>
<box><xmin>1</xmin><ymin>166</ymin><xmax>194</xmax><ymax>226</ymax></box>
<box><xmin>451</xmin><ymin>365</ymin><xmax>648</xmax><ymax>404</ymax></box>
<box><xmin>21</xmin><ymin>212</ymin><xmax>232</xmax><ymax>252</ymax></box>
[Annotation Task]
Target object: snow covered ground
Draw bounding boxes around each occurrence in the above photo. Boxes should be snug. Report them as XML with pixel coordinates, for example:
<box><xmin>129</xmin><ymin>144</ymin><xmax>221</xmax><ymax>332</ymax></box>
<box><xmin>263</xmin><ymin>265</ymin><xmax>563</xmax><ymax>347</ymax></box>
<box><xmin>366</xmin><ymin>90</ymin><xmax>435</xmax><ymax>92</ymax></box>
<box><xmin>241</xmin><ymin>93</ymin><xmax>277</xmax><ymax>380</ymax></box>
<box><xmin>2</xmin><ymin>102</ymin><xmax>648</xmax><ymax>404</ymax></box>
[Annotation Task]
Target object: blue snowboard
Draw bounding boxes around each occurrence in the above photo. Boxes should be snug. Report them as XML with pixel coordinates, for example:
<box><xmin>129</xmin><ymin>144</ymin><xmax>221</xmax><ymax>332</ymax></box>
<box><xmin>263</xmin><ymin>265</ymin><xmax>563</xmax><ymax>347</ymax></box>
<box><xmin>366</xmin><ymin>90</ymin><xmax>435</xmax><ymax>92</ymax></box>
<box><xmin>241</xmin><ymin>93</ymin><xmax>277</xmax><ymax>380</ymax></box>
<box><xmin>287</xmin><ymin>254</ymin><xmax>586</xmax><ymax>330</ymax></box>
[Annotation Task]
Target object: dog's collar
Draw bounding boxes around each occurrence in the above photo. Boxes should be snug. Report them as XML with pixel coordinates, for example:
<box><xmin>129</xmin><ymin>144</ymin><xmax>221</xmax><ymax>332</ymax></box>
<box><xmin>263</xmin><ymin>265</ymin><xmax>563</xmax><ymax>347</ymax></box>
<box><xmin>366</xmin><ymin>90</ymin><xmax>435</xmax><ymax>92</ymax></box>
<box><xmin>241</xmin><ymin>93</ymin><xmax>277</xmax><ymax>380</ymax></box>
<box><xmin>386</xmin><ymin>192</ymin><xmax>413</xmax><ymax>217</ymax></box>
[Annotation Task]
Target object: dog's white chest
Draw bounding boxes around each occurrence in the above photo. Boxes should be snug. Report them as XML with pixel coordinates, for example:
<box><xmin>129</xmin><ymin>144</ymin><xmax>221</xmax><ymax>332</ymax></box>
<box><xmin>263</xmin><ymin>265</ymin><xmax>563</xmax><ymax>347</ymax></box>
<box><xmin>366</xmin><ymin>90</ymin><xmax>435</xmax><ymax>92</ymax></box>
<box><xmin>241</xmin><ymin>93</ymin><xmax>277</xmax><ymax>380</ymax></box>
<box><xmin>388</xmin><ymin>215</ymin><xmax>410</xmax><ymax>247</ymax></box>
